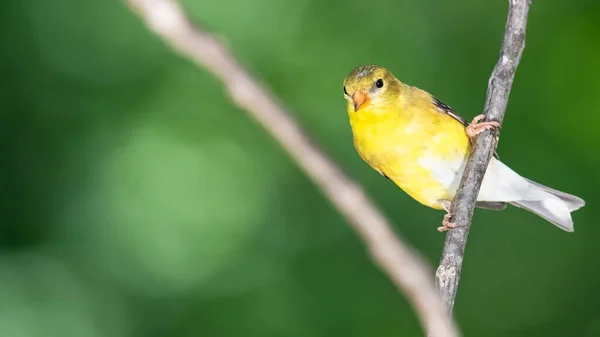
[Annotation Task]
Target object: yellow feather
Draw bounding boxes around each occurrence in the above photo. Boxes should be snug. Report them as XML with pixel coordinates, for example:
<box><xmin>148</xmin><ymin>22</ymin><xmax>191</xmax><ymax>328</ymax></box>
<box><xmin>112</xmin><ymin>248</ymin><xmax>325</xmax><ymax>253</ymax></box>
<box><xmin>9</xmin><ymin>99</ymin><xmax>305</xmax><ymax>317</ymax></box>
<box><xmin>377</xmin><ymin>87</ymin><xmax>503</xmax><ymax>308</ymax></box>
<box><xmin>343</xmin><ymin>65</ymin><xmax>585</xmax><ymax>231</ymax></box>
<box><xmin>344</xmin><ymin>66</ymin><xmax>471</xmax><ymax>209</ymax></box>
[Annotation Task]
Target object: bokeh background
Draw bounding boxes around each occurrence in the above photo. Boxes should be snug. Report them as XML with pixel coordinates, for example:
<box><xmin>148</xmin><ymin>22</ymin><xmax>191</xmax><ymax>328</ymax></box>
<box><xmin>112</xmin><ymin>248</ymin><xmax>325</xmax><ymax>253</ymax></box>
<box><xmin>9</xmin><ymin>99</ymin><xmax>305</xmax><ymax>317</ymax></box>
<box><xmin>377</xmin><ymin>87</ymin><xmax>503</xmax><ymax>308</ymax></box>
<box><xmin>2</xmin><ymin>0</ymin><xmax>600</xmax><ymax>336</ymax></box>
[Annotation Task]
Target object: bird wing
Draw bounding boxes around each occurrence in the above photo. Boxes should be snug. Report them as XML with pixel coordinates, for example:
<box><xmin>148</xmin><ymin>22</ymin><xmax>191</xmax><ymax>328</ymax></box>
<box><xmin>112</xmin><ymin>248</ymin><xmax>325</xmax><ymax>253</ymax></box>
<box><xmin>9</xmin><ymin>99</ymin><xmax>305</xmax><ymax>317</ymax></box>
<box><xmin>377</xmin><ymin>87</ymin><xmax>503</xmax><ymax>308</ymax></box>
<box><xmin>432</xmin><ymin>96</ymin><xmax>499</xmax><ymax>159</ymax></box>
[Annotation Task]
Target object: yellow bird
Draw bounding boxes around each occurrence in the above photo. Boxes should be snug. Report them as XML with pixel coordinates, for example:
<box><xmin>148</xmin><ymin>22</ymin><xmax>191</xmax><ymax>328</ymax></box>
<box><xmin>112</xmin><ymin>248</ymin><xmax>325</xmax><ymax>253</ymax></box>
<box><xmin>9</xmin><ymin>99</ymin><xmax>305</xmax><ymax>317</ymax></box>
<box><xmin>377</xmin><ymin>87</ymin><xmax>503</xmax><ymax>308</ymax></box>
<box><xmin>343</xmin><ymin>64</ymin><xmax>585</xmax><ymax>232</ymax></box>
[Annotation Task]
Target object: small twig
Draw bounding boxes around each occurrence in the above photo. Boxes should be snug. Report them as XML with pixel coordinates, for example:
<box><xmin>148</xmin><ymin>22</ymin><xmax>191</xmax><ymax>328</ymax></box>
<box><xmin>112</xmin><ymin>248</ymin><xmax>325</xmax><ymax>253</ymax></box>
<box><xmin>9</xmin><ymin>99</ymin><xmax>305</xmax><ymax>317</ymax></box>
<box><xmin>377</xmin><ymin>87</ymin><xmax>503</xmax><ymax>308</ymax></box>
<box><xmin>433</xmin><ymin>0</ymin><xmax>532</xmax><ymax>317</ymax></box>
<box><xmin>125</xmin><ymin>0</ymin><xmax>458</xmax><ymax>336</ymax></box>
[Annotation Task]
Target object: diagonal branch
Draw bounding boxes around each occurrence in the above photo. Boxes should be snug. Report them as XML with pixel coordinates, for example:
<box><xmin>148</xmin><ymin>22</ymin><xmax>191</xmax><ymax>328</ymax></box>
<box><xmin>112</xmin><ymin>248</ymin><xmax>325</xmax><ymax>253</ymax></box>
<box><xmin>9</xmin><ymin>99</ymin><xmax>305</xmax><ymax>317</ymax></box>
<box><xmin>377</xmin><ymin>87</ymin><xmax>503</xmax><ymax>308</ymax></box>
<box><xmin>125</xmin><ymin>0</ymin><xmax>458</xmax><ymax>336</ymax></box>
<box><xmin>433</xmin><ymin>0</ymin><xmax>532</xmax><ymax>317</ymax></box>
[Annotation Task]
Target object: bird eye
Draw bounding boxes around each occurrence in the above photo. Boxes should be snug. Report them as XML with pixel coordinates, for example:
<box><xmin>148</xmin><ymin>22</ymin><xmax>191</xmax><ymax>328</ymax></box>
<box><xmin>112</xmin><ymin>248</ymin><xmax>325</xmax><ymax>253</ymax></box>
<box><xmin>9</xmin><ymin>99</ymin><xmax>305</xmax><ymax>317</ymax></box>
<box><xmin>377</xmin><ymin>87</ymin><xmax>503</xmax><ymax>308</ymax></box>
<box><xmin>343</xmin><ymin>86</ymin><xmax>349</xmax><ymax>95</ymax></box>
<box><xmin>375</xmin><ymin>79</ymin><xmax>384</xmax><ymax>88</ymax></box>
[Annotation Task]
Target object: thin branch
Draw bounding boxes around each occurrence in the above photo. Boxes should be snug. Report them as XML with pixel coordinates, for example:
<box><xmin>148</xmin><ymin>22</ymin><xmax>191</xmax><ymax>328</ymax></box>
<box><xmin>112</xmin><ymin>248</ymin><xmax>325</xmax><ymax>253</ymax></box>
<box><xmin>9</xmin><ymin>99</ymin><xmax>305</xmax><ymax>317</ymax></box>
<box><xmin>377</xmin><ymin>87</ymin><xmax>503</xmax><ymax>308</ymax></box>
<box><xmin>125</xmin><ymin>0</ymin><xmax>458</xmax><ymax>336</ymax></box>
<box><xmin>433</xmin><ymin>0</ymin><xmax>532</xmax><ymax>316</ymax></box>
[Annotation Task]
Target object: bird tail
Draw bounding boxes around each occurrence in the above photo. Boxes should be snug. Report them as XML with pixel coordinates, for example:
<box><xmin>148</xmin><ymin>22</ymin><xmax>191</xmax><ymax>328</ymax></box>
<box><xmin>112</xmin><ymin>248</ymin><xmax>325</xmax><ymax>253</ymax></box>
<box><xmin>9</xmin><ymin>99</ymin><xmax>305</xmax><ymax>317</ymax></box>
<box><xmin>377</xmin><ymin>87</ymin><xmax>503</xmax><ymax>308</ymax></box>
<box><xmin>510</xmin><ymin>180</ymin><xmax>585</xmax><ymax>232</ymax></box>
<box><xmin>523</xmin><ymin>178</ymin><xmax>585</xmax><ymax>211</ymax></box>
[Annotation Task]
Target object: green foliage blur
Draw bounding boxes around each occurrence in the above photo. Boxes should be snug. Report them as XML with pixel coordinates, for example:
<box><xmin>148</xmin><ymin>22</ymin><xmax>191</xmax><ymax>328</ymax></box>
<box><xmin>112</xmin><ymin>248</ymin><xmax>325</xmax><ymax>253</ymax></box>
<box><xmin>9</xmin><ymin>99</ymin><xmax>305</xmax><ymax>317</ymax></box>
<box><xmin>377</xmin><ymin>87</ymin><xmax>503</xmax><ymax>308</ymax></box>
<box><xmin>2</xmin><ymin>0</ymin><xmax>600</xmax><ymax>336</ymax></box>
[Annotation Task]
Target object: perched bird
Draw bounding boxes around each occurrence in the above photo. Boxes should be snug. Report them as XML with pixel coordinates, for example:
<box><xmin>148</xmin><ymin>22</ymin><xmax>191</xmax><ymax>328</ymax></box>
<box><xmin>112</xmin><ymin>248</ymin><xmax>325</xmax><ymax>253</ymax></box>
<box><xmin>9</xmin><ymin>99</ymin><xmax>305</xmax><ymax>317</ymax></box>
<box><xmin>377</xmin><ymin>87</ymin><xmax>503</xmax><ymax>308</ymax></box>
<box><xmin>342</xmin><ymin>64</ymin><xmax>585</xmax><ymax>232</ymax></box>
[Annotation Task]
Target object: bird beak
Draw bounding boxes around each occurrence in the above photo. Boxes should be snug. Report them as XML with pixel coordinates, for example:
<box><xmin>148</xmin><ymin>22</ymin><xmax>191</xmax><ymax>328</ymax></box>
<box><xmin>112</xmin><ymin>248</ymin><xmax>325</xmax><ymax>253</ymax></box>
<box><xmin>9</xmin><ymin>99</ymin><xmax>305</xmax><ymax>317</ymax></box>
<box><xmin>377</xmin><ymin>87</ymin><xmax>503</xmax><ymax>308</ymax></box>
<box><xmin>352</xmin><ymin>91</ymin><xmax>367</xmax><ymax>111</ymax></box>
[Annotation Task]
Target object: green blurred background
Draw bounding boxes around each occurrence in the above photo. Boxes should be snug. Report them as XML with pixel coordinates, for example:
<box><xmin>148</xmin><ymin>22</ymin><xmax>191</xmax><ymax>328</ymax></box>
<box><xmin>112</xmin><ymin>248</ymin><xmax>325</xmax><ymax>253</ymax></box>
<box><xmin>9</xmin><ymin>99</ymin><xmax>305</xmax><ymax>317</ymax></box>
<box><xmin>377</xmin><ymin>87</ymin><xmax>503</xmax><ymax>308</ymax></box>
<box><xmin>2</xmin><ymin>0</ymin><xmax>600</xmax><ymax>336</ymax></box>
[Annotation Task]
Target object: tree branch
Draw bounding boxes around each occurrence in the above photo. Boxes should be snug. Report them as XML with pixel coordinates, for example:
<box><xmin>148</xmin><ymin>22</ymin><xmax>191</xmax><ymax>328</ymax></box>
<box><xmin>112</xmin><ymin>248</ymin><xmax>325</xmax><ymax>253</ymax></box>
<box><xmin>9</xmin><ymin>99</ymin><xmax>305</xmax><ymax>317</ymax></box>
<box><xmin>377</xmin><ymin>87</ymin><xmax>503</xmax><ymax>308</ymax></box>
<box><xmin>433</xmin><ymin>0</ymin><xmax>532</xmax><ymax>316</ymax></box>
<box><xmin>125</xmin><ymin>0</ymin><xmax>458</xmax><ymax>336</ymax></box>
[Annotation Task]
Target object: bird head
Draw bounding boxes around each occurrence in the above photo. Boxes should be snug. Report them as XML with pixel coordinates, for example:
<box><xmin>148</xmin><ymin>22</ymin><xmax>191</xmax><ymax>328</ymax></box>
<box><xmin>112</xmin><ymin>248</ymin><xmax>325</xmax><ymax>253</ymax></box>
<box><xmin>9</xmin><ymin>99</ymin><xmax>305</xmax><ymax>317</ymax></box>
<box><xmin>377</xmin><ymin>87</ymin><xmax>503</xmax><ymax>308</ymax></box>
<box><xmin>342</xmin><ymin>64</ymin><xmax>403</xmax><ymax>112</ymax></box>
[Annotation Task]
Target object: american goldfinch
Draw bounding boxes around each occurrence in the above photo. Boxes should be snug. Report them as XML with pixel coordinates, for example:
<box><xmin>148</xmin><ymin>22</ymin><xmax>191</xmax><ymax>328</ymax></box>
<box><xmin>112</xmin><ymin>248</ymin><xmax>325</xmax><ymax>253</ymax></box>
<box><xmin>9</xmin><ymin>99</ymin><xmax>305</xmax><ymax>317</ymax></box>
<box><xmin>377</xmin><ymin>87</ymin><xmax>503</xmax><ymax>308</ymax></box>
<box><xmin>343</xmin><ymin>64</ymin><xmax>585</xmax><ymax>232</ymax></box>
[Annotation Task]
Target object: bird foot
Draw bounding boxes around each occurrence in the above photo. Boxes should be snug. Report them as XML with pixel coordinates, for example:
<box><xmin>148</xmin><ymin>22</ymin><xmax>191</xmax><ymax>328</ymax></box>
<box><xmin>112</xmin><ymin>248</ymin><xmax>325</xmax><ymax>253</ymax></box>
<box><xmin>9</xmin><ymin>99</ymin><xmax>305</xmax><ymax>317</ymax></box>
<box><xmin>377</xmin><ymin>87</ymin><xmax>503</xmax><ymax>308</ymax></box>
<box><xmin>437</xmin><ymin>200</ymin><xmax>458</xmax><ymax>232</ymax></box>
<box><xmin>437</xmin><ymin>213</ymin><xmax>458</xmax><ymax>232</ymax></box>
<box><xmin>466</xmin><ymin>114</ymin><xmax>500</xmax><ymax>142</ymax></box>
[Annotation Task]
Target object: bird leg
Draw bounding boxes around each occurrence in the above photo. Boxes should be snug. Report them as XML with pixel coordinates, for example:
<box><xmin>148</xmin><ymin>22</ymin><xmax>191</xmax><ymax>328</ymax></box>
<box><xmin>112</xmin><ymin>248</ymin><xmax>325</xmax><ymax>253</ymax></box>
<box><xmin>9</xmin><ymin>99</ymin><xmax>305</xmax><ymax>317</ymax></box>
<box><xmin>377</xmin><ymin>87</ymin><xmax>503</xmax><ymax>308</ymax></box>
<box><xmin>437</xmin><ymin>200</ymin><xmax>458</xmax><ymax>232</ymax></box>
<box><xmin>466</xmin><ymin>114</ymin><xmax>500</xmax><ymax>142</ymax></box>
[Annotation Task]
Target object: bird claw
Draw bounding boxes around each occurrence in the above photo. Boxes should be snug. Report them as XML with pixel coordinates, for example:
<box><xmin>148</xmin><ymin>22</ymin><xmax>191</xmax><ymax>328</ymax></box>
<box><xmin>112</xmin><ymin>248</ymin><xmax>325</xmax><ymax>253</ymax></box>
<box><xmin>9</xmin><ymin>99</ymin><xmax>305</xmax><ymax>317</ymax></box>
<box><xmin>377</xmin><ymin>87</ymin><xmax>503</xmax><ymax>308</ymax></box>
<box><xmin>466</xmin><ymin>114</ymin><xmax>500</xmax><ymax>142</ymax></box>
<box><xmin>438</xmin><ymin>200</ymin><xmax>459</xmax><ymax>232</ymax></box>
<box><xmin>437</xmin><ymin>212</ymin><xmax>458</xmax><ymax>232</ymax></box>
